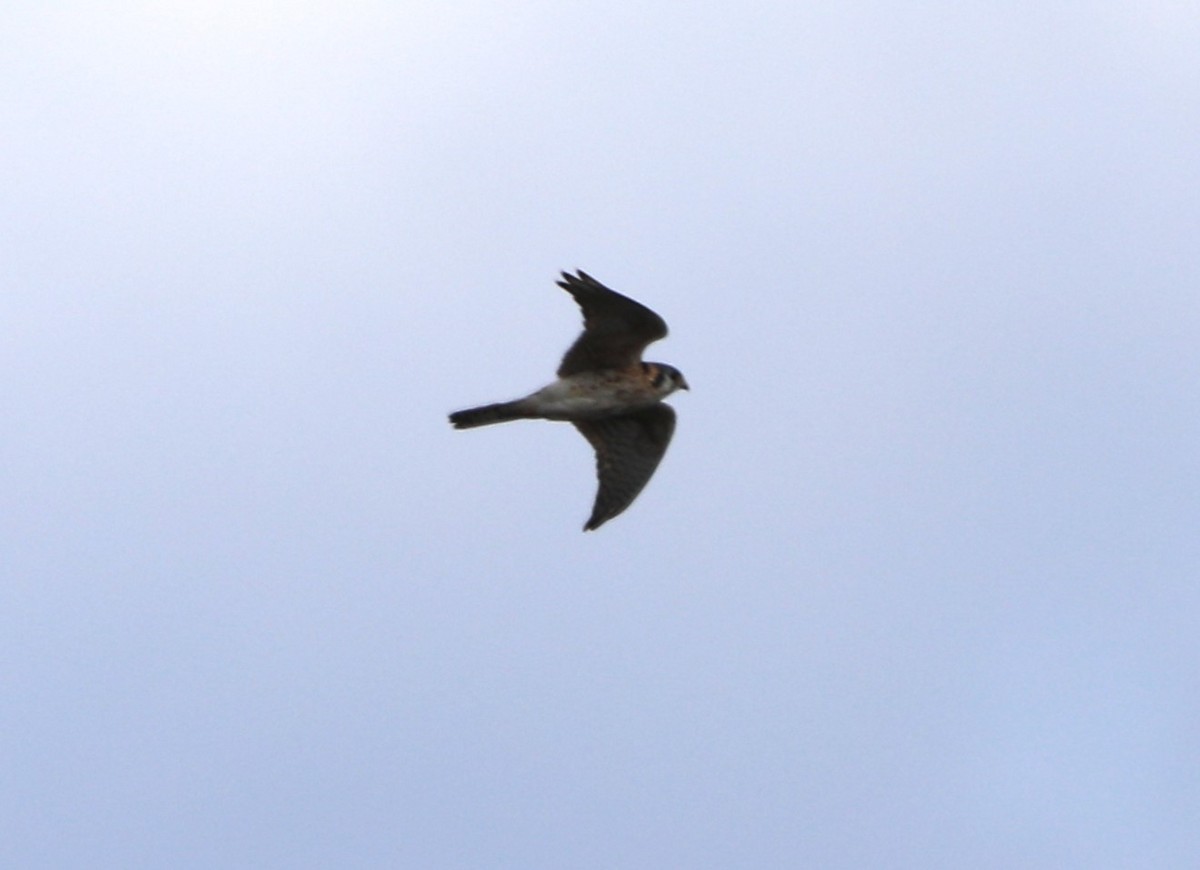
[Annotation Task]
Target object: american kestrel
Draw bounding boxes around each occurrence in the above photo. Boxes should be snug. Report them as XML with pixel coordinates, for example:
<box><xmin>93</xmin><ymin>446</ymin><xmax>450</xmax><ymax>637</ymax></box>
<box><xmin>449</xmin><ymin>270</ymin><xmax>688</xmax><ymax>531</ymax></box>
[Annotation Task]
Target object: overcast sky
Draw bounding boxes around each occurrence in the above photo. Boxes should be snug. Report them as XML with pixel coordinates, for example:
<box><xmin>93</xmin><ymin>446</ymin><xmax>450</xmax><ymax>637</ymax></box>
<box><xmin>3</xmin><ymin>2</ymin><xmax>1198</xmax><ymax>867</ymax></box>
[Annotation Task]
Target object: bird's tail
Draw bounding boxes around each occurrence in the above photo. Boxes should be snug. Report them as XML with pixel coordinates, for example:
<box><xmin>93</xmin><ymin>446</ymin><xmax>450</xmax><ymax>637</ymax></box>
<box><xmin>448</xmin><ymin>400</ymin><xmax>532</xmax><ymax>429</ymax></box>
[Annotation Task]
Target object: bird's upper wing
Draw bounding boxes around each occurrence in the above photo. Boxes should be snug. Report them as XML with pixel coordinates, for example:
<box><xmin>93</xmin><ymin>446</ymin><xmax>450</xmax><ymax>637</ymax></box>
<box><xmin>556</xmin><ymin>271</ymin><xmax>668</xmax><ymax>377</ymax></box>
<box><xmin>573</xmin><ymin>403</ymin><xmax>676</xmax><ymax>531</ymax></box>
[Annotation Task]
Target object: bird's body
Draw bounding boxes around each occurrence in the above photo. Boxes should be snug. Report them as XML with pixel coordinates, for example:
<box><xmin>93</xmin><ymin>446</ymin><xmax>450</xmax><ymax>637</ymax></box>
<box><xmin>450</xmin><ymin>364</ymin><xmax>677</xmax><ymax>426</ymax></box>
<box><xmin>449</xmin><ymin>271</ymin><xmax>688</xmax><ymax>531</ymax></box>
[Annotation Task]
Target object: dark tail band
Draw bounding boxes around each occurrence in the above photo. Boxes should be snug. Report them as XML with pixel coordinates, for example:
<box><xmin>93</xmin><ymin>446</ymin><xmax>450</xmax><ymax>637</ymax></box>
<box><xmin>448</xmin><ymin>400</ymin><xmax>529</xmax><ymax>429</ymax></box>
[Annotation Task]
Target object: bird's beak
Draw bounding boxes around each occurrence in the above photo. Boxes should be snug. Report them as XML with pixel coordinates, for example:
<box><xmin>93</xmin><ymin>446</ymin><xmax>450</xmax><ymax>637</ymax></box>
<box><xmin>680</xmin><ymin>377</ymin><xmax>690</xmax><ymax>391</ymax></box>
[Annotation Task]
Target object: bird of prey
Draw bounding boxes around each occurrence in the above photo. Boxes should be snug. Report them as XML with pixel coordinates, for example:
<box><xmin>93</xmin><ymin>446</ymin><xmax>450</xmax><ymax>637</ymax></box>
<box><xmin>449</xmin><ymin>270</ymin><xmax>688</xmax><ymax>531</ymax></box>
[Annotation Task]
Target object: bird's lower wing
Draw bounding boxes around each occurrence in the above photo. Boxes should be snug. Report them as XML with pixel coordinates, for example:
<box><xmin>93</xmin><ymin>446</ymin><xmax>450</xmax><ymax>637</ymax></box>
<box><xmin>573</xmin><ymin>404</ymin><xmax>676</xmax><ymax>531</ymax></box>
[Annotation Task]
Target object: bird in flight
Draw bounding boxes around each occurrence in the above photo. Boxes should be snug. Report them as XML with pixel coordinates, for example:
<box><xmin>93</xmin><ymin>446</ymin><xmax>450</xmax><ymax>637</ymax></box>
<box><xmin>449</xmin><ymin>270</ymin><xmax>688</xmax><ymax>531</ymax></box>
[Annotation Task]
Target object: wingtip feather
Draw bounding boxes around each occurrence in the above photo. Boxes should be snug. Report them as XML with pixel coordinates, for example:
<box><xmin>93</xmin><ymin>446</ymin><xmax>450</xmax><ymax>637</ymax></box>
<box><xmin>557</xmin><ymin>269</ymin><xmax>585</xmax><ymax>290</ymax></box>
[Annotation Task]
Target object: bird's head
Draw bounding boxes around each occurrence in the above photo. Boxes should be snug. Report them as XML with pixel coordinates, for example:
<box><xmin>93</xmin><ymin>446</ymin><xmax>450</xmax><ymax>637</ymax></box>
<box><xmin>647</xmin><ymin>363</ymin><xmax>689</xmax><ymax>396</ymax></box>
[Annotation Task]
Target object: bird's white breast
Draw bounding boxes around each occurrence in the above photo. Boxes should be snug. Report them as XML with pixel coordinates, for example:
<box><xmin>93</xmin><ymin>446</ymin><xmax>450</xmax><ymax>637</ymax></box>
<box><xmin>527</xmin><ymin>373</ymin><xmax>657</xmax><ymax>419</ymax></box>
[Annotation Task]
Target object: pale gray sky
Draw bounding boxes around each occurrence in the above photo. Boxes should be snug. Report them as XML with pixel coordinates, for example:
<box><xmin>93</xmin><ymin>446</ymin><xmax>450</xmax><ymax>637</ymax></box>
<box><xmin>4</xmin><ymin>3</ymin><xmax>1199</xmax><ymax>867</ymax></box>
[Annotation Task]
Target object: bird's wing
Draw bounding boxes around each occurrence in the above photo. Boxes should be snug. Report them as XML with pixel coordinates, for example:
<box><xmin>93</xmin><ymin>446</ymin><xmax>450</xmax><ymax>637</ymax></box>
<box><xmin>573</xmin><ymin>403</ymin><xmax>676</xmax><ymax>531</ymax></box>
<box><xmin>556</xmin><ymin>271</ymin><xmax>668</xmax><ymax>377</ymax></box>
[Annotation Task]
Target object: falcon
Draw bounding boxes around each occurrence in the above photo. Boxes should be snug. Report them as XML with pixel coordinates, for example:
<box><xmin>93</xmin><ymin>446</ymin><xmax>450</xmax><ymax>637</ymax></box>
<box><xmin>449</xmin><ymin>270</ymin><xmax>688</xmax><ymax>531</ymax></box>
